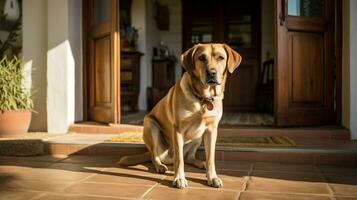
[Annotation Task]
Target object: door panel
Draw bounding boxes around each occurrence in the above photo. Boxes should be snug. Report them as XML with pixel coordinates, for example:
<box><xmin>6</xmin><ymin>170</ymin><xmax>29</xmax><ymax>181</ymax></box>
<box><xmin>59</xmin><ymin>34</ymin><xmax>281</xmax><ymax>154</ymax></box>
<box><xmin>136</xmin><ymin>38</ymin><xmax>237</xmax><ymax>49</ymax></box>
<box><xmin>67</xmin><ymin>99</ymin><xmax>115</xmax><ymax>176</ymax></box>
<box><xmin>86</xmin><ymin>0</ymin><xmax>120</xmax><ymax>123</ymax></box>
<box><xmin>276</xmin><ymin>0</ymin><xmax>335</xmax><ymax>126</ymax></box>
<box><xmin>94</xmin><ymin>36</ymin><xmax>111</xmax><ymax>104</ymax></box>
<box><xmin>290</xmin><ymin>32</ymin><xmax>324</xmax><ymax>104</ymax></box>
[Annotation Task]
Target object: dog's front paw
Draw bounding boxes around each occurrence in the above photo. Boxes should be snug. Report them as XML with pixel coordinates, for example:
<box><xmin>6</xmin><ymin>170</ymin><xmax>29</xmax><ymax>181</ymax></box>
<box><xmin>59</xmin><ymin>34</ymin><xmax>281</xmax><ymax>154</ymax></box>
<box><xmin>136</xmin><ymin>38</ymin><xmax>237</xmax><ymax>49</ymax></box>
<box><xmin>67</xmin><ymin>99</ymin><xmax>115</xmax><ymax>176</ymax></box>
<box><xmin>207</xmin><ymin>177</ymin><xmax>223</xmax><ymax>188</ymax></box>
<box><xmin>173</xmin><ymin>177</ymin><xmax>188</xmax><ymax>189</ymax></box>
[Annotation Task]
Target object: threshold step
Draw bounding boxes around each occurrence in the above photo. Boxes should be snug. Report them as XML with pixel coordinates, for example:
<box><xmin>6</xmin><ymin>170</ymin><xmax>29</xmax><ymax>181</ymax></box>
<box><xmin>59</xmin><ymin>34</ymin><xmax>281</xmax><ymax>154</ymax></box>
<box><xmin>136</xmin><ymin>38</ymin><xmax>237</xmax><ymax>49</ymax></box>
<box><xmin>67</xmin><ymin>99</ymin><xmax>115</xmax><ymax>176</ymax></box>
<box><xmin>43</xmin><ymin>137</ymin><xmax>357</xmax><ymax>166</ymax></box>
<box><xmin>69</xmin><ymin>123</ymin><xmax>350</xmax><ymax>140</ymax></box>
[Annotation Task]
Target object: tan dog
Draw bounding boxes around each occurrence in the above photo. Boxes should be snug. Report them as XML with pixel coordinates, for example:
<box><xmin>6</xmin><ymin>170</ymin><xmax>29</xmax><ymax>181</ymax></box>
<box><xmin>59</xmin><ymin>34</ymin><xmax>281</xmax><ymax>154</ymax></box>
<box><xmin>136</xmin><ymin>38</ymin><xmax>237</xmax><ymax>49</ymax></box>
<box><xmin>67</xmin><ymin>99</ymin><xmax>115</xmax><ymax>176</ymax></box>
<box><xmin>118</xmin><ymin>43</ymin><xmax>242</xmax><ymax>189</ymax></box>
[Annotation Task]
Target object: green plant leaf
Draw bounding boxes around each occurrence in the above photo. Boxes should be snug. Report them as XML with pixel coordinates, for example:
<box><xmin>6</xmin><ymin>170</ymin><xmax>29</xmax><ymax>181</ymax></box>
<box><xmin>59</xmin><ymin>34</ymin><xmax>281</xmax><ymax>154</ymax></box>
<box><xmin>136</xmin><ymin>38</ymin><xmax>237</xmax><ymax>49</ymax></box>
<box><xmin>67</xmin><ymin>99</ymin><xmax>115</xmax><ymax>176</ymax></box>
<box><xmin>0</xmin><ymin>56</ymin><xmax>34</xmax><ymax>111</ymax></box>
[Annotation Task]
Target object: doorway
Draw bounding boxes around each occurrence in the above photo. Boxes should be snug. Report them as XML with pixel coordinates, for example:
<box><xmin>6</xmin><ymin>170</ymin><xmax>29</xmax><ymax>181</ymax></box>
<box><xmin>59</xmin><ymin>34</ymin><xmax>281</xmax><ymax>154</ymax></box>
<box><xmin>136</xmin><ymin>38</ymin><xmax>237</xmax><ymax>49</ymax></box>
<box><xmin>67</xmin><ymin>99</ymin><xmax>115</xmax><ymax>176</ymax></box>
<box><xmin>83</xmin><ymin>0</ymin><xmax>341</xmax><ymax>127</ymax></box>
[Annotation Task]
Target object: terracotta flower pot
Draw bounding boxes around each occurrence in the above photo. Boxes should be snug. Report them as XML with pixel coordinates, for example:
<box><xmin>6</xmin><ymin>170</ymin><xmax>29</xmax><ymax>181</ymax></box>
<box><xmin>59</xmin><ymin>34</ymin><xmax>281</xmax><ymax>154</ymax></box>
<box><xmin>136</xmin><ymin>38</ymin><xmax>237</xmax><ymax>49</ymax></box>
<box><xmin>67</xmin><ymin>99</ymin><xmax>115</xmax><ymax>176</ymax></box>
<box><xmin>0</xmin><ymin>110</ymin><xmax>32</xmax><ymax>137</ymax></box>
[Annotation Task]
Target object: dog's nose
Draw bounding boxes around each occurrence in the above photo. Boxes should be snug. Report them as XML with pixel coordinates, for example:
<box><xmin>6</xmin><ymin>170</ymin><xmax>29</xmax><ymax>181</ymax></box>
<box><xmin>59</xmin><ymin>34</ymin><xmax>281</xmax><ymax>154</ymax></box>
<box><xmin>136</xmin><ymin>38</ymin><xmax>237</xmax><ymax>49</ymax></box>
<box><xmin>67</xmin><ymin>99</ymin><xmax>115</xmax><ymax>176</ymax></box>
<box><xmin>206</xmin><ymin>69</ymin><xmax>219</xmax><ymax>84</ymax></box>
<box><xmin>206</xmin><ymin>69</ymin><xmax>217</xmax><ymax>77</ymax></box>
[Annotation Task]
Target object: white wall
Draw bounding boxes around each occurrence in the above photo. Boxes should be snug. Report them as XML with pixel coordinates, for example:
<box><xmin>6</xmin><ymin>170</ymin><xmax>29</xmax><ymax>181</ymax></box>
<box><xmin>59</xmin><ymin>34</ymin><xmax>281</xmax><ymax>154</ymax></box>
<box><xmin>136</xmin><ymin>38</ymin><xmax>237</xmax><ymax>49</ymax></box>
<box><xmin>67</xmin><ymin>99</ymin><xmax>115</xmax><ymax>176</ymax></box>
<box><xmin>342</xmin><ymin>0</ymin><xmax>357</xmax><ymax>140</ymax></box>
<box><xmin>46</xmin><ymin>0</ymin><xmax>82</xmax><ymax>133</ymax></box>
<box><xmin>47</xmin><ymin>0</ymin><xmax>74</xmax><ymax>133</ymax></box>
<box><xmin>131</xmin><ymin>0</ymin><xmax>147</xmax><ymax>111</ymax></box>
<box><xmin>157</xmin><ymin>0</ymin><xmax>182</xmax><ymax>80</ymax></box>
<box><xmin>131</xmin><ymin>0</ymin><xmax>160</xmax><ymax>110</ymax></box>
<box><xmin>23</xmin><ymin>0</ymin><xmax>48</xmax><ymax>131</ymax></box>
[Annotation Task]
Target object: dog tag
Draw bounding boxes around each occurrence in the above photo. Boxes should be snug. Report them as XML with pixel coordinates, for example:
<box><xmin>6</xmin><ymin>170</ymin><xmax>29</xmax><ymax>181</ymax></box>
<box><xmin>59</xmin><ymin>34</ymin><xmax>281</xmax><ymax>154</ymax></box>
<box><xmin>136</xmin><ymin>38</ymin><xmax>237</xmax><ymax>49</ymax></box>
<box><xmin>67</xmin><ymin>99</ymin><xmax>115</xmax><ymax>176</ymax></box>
<box><xmin>206</xmin><ymin>102</ymin><xmax>214</xmax><ymax>111</ymax></box>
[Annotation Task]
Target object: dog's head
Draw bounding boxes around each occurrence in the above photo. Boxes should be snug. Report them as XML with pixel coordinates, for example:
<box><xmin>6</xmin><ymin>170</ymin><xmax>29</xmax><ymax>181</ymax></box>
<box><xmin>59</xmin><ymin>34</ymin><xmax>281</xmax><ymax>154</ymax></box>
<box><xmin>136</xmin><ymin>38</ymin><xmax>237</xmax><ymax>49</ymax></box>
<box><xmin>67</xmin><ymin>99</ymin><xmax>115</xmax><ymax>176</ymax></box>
<box><xmin>181</xmin><ymin>43</ymin><xmax>242</xmax><ymax>86</ymax></box>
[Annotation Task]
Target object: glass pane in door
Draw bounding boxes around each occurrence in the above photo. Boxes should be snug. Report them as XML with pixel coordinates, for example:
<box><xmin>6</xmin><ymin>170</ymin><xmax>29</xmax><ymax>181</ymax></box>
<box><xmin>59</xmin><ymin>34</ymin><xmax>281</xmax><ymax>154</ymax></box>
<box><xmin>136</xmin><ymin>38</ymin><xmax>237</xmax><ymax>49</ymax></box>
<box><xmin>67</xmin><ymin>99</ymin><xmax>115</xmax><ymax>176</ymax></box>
<box><xmin>227</xmin><ymin>15</ymin><xmax>252</xmax><ymax>49</ymax></box>
<box><xmin>94</xmin><ymin>0</ymin><xmax>111</xmax><ymax>25</ymax></box>
<box><xmin>288</xmin><ymin>0</ymin><xmax>325</xmax><ymax>17</ymax></box>
<box><xmin>191</xmin><ymin>17</ymin><xmax>213</xmax><ymax>44</ymax></box>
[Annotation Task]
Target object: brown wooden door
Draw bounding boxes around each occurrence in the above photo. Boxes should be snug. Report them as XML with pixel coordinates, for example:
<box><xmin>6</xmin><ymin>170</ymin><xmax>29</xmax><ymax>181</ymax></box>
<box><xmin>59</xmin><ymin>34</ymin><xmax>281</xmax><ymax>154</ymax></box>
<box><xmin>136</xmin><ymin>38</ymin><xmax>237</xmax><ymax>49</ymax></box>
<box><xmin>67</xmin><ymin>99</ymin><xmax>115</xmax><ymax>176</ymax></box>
<box><xmin>275</xmin><ymin>0</ymin><xmax>335</xmax><ymax>126</ymax></box>
<box><xmin>86</xmin><ymin>0</ymin><xmax>120</xmax><ymax>123</ymax></box>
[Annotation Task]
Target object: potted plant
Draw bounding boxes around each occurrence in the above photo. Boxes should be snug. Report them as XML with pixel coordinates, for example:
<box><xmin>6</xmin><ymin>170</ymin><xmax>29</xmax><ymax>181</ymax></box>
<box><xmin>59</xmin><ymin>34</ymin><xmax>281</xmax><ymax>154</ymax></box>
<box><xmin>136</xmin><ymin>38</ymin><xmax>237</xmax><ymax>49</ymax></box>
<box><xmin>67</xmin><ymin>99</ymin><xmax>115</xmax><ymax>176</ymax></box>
<box><xmin>0</xmin><ymin>56</ymin><xmax>33</xmax><ymax>136</ymax></box>
<box><xmin>0</xmin><ymin>3</ymin><xmax>30</xmax><ymax>136</ymax></box>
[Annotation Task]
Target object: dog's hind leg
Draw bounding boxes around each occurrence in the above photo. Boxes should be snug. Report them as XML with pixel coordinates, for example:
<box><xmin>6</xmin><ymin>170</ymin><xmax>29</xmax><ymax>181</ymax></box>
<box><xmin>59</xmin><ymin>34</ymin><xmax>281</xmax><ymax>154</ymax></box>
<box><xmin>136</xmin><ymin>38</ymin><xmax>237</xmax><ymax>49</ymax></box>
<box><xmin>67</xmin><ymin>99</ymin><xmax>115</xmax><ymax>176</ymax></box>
<box><xmin>185</xmin><ymin>138</ymin><xmax>206</xmax><ymax>169</ymax></box>
<box><xmin>143</xmin><ymin>116</ymin><xmax>169</xmax><ymax>174</ymax></box>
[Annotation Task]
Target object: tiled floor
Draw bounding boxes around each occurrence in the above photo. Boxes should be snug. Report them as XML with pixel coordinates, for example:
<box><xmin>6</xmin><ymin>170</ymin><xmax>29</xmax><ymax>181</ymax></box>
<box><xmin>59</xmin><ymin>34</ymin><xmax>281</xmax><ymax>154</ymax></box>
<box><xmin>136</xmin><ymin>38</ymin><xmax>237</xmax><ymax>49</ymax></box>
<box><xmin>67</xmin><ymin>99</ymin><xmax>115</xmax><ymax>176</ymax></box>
<box><xmin>1</xmin><ymin>155</ymin><xmax>357</xmax><ymax>200</ymax></box>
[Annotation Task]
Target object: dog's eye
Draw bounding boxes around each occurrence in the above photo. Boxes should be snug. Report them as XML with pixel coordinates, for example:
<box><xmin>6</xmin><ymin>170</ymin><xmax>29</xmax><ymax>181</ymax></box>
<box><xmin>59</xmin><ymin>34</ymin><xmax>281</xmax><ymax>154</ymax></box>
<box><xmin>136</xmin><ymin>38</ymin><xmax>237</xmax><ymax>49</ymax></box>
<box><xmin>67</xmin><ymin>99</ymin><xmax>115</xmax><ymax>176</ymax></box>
<box><xmin>198</xmin><ymin>55</ymin><xmax>207</xmax><ymax>62</ymax></box>
<box><xmin>217</xmin><ymin>56</ymin><xmax>225</xmax><ymax>61</ymax></box>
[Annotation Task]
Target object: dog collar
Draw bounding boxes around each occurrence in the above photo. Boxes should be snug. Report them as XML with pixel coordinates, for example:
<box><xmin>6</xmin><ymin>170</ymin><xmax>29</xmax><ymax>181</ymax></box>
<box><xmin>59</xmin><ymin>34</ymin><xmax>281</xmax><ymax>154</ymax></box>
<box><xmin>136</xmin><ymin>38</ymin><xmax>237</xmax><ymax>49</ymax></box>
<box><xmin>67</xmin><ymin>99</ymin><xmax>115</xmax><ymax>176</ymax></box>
<box><xmin>192</xmin><ymin>93</ymin><xmax>214</xmax><ymax>104</ymax></box>
<box><xmin>191</xmin><ymin>91</ymin><xmax>215</xmax><ymax>110</ymax></box>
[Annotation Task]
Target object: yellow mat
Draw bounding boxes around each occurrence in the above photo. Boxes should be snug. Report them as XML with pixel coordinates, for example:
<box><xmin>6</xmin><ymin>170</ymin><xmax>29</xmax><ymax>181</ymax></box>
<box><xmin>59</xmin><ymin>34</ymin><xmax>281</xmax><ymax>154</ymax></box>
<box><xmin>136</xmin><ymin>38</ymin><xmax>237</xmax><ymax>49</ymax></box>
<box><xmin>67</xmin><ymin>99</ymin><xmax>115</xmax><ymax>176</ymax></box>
<box><xmin>106</xmin><ymin>131</ymin><xmax>296</xmax><ymax>147</ymax></box>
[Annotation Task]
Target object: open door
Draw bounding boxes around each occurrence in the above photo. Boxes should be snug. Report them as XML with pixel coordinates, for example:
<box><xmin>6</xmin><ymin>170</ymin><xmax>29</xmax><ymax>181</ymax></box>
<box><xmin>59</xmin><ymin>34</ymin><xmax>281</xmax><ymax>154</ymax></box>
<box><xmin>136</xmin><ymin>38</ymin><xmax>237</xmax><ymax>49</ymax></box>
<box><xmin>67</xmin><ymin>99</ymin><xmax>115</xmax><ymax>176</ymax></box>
<box><xmin>275</xmin><ymin>0</ymin><xmax>336</xmax><ymax>126</ymax></box>
<box><xmin>86</xmin><ymin>0</ymin><xmax>120</xmax><ymax>123</ymax></box>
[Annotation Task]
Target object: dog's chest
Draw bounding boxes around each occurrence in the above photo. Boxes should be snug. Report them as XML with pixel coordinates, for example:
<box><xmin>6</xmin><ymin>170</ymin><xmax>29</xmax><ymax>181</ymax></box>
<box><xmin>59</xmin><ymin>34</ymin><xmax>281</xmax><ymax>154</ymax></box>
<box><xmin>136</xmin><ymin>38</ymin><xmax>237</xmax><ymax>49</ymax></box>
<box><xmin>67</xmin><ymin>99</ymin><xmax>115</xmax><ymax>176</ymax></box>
<box><xmin>181</xmin><ymin>102</ymin><xmax>221</xmax><ymax>141</ymax></box>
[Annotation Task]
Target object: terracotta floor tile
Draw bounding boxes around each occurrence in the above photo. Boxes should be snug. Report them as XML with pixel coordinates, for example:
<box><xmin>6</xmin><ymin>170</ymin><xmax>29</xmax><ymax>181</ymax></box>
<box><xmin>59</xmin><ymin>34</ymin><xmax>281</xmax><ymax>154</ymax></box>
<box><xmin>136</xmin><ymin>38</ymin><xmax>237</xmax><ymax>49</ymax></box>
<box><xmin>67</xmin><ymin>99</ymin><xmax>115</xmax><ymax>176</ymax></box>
<box><xmin>254</xmin><ymin>162</ymin><xmax>320</xmax><ymax>173</ymax></box>
<box><xmin>329</xmin><ymin>183</ymin><xmax>357</xmax><ymax>197</ymax></box>
<box><xmin>246</xmin><ymin>176</ymin><xmax>330</xmax><ymax>195</ymax></box>
<box><xmin>0</xmin><ymin>189</ymin><xmax>44</xmax><ymax>200</ymax></box>
<box><xmin>239</xmin><ymin>191</ymin><xmax>331</xmax><ymax>200</ymax></box>
<box><xmin>61</xmin><ymin>156</ymin><xmax>120</xmax><ymax>165</ymax></box>
<box><xmin>251</xmin><ymin>171</ymin><xmax>324</xmax><ymax>182</ymax></box>
<box><xmin>86</xmin><ymin>171</ymin><xmax>162</xmax><ymax>186</ymax></box>
<box><xmin>0</xmin><ymin>155</ymin><xmax>65</xmax><ymax>163</ymax></box>
<box><xmin>0</xmin><ymin>179</ymin><xmax>74</xmax><ymax>192</ymax></box>
<box><xmin>63</xmin><ymin>182</ymin><xmax>152</xmax><ymax>199</ymax></box>
<box><xmin>15</xmin><ymin>165</ymin><xmax>93</xmax><ymax>182</ymax></box>
<box><xmin>101</xmin><ymin>165</ymin><xmax>166</xmax><ymax>178</ymax></box>
<box><xmin>143</xmin><ymin>186</ymin><xmax>239</xmax><ymax>200</ymax></box>
<box><xmin>0</xmin><ymin>164</ymin><xmax>36</xmax><ymax>174</ymax></box>
<box><xmin>335</xmin><ymin>197</ymin><xmax>357</xmax><ymax>200</ymax></box>
<box><xmin>48</xmin><ymin>162</ymin><xmax>105</xmax><ymax>173</ymax></box>
<box><xmin>36</xmin><ymin>194</ymin><xmax>126</xmax><ymax>200</ymax></box>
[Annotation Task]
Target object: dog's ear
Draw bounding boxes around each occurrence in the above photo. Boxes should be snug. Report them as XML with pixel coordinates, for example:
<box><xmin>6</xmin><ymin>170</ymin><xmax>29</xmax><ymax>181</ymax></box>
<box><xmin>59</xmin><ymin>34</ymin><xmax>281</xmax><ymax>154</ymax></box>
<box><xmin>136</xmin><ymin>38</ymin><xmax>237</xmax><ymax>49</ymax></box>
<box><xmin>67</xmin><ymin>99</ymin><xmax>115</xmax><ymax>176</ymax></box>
<box><xmin>181</xmin><ymin>44</ymin><xmax>199</xmax><ymax>73</ymax></box>
<box><xmin>223</xmin><ymin>44</ymin><xmax>242</xmax><ymax>73</ymax></box>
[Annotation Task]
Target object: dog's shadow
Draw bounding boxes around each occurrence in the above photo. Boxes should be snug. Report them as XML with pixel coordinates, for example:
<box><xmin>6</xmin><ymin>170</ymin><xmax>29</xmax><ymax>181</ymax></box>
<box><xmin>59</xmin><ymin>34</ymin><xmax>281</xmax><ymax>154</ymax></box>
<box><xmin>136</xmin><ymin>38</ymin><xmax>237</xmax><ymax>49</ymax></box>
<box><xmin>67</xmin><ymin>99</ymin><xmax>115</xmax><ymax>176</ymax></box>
<box><xmin>109</xmin><ymin>163</ymin><xmax>209</xmax><ymax>187</ymax></box>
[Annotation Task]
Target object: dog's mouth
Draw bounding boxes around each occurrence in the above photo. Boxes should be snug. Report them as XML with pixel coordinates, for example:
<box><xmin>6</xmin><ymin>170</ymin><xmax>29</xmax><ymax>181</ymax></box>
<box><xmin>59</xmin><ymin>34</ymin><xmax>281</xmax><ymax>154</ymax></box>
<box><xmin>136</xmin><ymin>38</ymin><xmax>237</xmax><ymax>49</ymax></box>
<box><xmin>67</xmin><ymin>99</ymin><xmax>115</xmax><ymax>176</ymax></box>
<box><xmin>206</xmin><ymin>78</ymin><xmax>220</xmax><ymax>85</ymax></box>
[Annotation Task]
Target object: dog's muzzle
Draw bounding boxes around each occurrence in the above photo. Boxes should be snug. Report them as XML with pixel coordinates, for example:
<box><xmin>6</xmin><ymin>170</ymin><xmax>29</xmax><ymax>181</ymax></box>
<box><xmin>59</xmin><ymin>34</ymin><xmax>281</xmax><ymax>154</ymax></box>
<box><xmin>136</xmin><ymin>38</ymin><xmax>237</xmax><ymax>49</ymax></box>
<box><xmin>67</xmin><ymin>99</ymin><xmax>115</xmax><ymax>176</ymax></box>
<box><xmin>206</xmin><ymin>69</ymin><xmax>219</xmax><ymax>85</ymax></box>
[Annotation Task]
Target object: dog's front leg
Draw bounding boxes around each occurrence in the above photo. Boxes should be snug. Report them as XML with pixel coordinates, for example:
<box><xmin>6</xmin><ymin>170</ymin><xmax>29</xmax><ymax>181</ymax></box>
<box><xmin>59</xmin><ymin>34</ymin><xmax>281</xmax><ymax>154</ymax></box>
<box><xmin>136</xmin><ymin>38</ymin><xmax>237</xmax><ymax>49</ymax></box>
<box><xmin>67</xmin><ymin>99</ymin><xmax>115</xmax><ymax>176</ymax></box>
<box><xmin>172</xmin><ymin>128</ymin><xmax>188</xmax><ymax>189</ymax></box>
<box><xmin>204</xmin><ymin>125</ymin><xmax>223</xmax><ymax>188</ymax></box>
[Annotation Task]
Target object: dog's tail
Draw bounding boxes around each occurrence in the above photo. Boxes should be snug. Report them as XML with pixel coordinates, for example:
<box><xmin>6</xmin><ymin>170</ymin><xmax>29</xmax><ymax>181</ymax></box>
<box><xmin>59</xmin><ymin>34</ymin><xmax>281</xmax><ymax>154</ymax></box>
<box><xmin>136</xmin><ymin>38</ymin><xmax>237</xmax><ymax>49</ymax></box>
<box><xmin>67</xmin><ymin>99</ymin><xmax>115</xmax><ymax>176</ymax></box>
<box><xmin>117</xmin><ymin>151</ymin><xmax>151</xmax><ymax>166</ymax></box>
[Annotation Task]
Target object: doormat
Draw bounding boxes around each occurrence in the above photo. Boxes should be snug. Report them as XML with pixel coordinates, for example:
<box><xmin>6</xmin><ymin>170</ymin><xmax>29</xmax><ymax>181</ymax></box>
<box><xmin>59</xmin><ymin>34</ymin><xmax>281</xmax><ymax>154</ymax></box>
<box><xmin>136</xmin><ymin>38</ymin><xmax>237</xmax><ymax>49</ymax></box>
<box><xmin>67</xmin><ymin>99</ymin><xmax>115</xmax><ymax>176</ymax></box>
<box><xmin>106</xmin><ymin>132</ymin><xmax>296</xmax><ymax>147</ymax></box>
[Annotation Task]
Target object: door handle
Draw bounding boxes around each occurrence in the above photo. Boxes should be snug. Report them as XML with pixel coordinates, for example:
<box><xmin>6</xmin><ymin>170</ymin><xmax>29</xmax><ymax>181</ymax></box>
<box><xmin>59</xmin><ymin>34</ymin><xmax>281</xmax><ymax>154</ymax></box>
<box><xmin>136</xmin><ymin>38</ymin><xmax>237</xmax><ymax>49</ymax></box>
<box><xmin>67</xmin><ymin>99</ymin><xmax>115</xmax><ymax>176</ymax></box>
<box><xmin>279</xmin><ymin>0</ymin><xmax>287</xmax><ymax>25</ymax></box>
